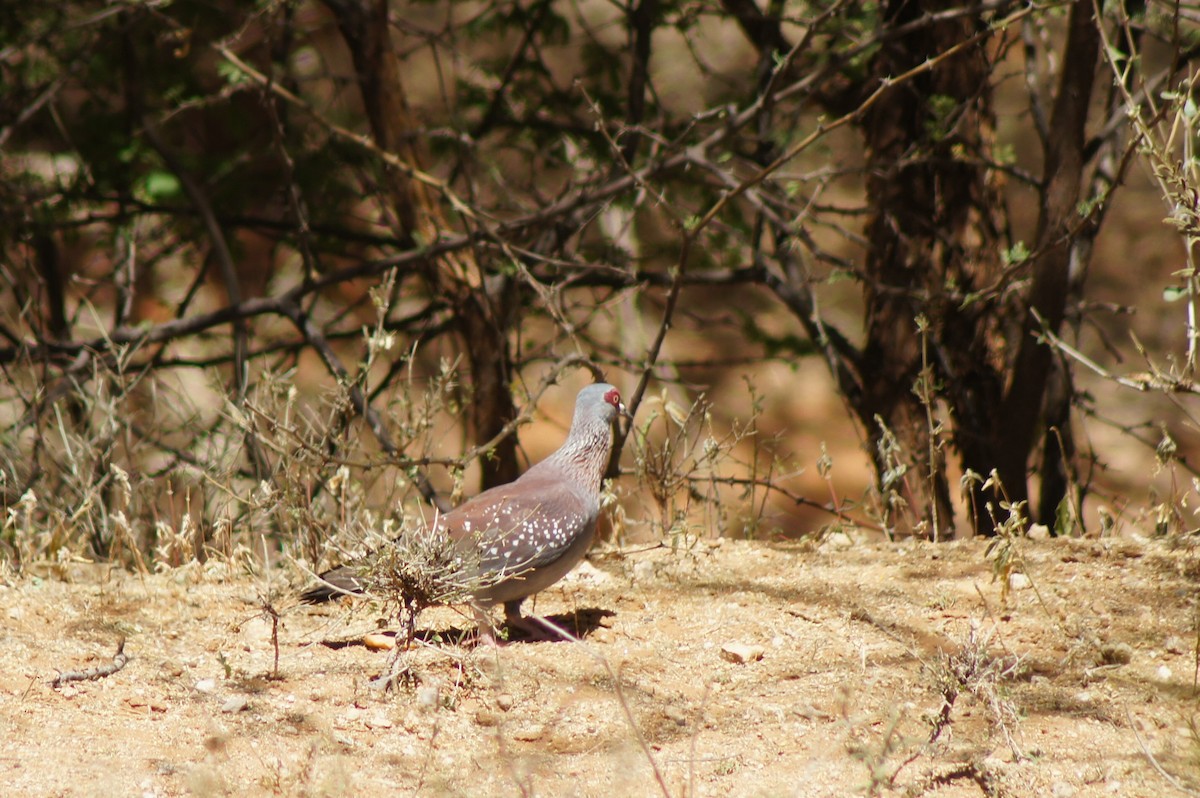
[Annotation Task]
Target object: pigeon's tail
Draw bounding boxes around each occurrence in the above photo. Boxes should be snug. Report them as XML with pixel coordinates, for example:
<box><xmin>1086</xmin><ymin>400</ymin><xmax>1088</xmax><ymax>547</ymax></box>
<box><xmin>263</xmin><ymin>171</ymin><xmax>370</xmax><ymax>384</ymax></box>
<box><xmin>299</xmin><ymin>565</ymin><xmax>365</xmax><ymax>603</ymax></box>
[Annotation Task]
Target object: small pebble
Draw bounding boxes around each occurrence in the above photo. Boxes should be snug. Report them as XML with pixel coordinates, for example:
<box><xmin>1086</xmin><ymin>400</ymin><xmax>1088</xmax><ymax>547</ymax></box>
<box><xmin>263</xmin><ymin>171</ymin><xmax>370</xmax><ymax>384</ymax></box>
<box><xmin>1008</xmin><ymin>572</ymin><xmax>1031</xmax><ymax>591</ymax></box>
<box><xmin>416</xmin><ymin>685</ymin><xmax>439</xmax><ymax>710</ymax></box>
<box><xmin>496</xmin><ymin>693</ymin><xmax>514</xmax><ymax>711</ymax></box>
<box><xmin>221</xmin><ymin>696</ymin><xmax>248</xmax><ymax>713</ymax></box>
<box><xmin>720</xmin><ymin>642</ymin><xmax>764</xmax><ymax>664</ymax></box>
<box><xmin>194</xmin><ymin>678</ymin><xmax>217</xmax><ymax>693</ymax></box>
<box><xmin>1028</xmin><ymin>524</ymin><xmax>1050</xmax><ymax>540</ymax></box>
<box><xmin>823</xmin><ymin>531</ymin><xmax>854</xmax><ymax>549</ymax></box>
<box><xmin>1050</xmin><ymin>780</ymin><xmax>1075</xmax><ymax>797</ymax></box>
<box><xmin>632</xmin><ymin>560</ymin><xmax>655</xmax><ymax>583</ymax></box>
<box><xmin>363</xmin><ymin>632</ymin><xmax>396</xmax><ymax>651</ymax></box>
<box><xmin>365</xmin><ymin>713</ymin><xmax>393</xmax><ymax>729</ymax></box>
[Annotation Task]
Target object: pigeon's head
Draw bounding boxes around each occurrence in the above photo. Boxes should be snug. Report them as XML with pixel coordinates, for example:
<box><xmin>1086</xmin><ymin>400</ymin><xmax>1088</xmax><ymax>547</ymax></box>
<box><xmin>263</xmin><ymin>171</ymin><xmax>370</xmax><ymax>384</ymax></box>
<box><xmin>577</xmin><ymin>382</ymin><xmax>625</xmax><ymax>425</ymax></box>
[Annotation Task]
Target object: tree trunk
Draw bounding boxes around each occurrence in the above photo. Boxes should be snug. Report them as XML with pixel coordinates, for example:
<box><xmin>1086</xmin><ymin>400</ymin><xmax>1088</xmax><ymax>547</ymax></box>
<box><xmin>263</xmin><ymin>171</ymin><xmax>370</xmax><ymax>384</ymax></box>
<box><xmin>324</xmin><ymin>0</ymin><xmax>519</xmax><ymax>488</ymax></box>
<box><xmin>997</xmin><ymin>0</ymin><xmax>1099</xmax><ymax>523</ymax></box>
<box><xmin>855</xmin><ymin>0</ymin><xmax>1004</xmax><ymax>537</ymax></box>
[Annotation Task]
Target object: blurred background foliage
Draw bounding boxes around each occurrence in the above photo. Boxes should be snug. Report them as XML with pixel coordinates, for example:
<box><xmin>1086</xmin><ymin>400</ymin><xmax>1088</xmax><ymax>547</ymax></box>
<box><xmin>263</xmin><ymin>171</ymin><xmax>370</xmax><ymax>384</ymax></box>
<box><xmin>3</xmin><ymin>0</ymin><xmax>1200</xmax><ymax>572</ymax></box>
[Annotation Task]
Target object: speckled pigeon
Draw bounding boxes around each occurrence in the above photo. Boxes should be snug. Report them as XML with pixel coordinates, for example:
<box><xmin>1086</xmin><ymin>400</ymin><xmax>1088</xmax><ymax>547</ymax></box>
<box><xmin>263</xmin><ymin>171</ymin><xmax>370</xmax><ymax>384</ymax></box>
<box><xmin>301</xmin><ymin>383</ymin><xmax>625</xmax><ymax>637</ymax></box>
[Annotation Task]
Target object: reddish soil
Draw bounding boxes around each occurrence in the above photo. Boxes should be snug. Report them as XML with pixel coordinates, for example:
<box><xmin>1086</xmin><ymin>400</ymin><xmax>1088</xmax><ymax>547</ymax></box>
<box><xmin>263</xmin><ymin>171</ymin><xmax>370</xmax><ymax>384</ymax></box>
<box><xmin>3</xmin><ymin>535</ymin><xmax>1199</xmax><ymax>797</ymax></box>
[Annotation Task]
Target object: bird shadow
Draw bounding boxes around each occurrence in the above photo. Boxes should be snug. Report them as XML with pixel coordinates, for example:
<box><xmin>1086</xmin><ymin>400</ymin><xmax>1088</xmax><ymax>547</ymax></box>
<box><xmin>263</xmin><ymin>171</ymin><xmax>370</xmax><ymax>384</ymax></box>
<box><xmin>318</xmin><ymin>607</ymin><xmax>615</xmax><ymax>649</ymax></box>
<box><xmin>498</xmin><ymin>606</ymin><xmax>616</xmax><ymax>644</ymax></box>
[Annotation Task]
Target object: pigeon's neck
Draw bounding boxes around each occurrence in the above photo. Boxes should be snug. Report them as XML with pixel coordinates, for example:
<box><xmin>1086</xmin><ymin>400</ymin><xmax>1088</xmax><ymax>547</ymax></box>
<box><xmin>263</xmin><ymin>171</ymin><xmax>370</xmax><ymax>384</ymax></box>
<box><xmin>535</xmin><ymin>417</ymin><xmax>613</xmax><ymax>495</ymax></box>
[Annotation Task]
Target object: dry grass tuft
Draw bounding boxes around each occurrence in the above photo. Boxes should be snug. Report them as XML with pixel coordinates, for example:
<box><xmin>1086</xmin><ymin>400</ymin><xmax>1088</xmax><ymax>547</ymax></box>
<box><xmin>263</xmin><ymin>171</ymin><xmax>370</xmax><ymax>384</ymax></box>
<box><xmin>364</xmin><ymin>525</ymin><xmax>479</xmax><ymax>617</ymax></box>
<box><xmin>926</xmin><ymin>624</ymin><xmax>1025</xmax><ymax>760</ymax></box>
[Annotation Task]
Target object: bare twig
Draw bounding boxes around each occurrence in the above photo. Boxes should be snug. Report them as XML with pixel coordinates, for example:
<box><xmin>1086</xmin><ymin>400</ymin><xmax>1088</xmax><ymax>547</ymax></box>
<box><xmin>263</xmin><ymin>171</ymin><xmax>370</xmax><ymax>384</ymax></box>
<box><xmin>1126</xmin><ymin>707</ymin><xmax>1200</xmax><ymax>797</ymax></box>
<box><xmin>50</xmin><ymin>638</ymin><xmax>129</xmax><ymax>688</ymax></box>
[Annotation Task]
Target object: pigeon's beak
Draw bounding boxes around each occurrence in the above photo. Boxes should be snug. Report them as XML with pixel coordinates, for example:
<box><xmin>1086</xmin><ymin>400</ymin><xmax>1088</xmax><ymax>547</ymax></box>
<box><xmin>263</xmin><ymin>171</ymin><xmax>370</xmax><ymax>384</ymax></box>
<box><xmin>617</xmin><ymin>401</ymin><xmax>630</xmax><ymax>420</ymax></box>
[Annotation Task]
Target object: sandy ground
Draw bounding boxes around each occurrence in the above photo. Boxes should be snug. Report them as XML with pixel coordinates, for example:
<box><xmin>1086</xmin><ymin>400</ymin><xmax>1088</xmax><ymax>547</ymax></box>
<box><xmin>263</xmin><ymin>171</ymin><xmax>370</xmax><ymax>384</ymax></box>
<box><xmin>2</xmin><ymin>534</ymin><xmax>1199</xmax><ymax>797</ymax></box>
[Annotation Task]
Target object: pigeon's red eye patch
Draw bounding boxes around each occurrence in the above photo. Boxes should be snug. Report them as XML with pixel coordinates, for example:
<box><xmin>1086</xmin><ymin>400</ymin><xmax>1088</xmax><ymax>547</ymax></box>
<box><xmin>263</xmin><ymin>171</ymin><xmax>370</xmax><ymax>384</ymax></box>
<box><xmin>605</xmin><ymin>389</ymin><xmax>621</xmax><ymax>408</ymax></box>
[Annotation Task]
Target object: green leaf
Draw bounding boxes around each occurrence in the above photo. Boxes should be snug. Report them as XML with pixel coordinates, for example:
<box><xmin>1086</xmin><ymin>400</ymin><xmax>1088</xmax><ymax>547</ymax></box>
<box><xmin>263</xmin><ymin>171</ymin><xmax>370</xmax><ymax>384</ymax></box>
<box><xmin>217</xmin><ymin>60</ymin><xmax>249</xmax><ymax>87</ymax></box>
<box><xmin>142</xmin><ymin>170</ymin><xmax>181</xmax><ymax>201</ymax></box>
<box><xmin>1053</xmin><ymin>496</ymin><xmax>1073</xmax><ymax>537</ymax></box>
<box><xmin>1001</xmin><ymin>241</ymin><xmax>1029</xmax><ymax>266</ymax></box>
<box><xmin>1163</xmin><ymin>285</ymin><xmax>1188</xmax><ymax>302</ymax></box>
